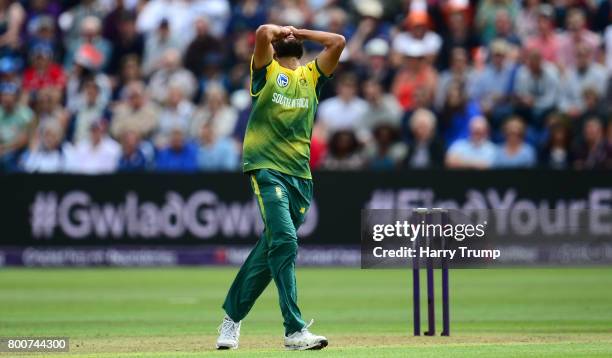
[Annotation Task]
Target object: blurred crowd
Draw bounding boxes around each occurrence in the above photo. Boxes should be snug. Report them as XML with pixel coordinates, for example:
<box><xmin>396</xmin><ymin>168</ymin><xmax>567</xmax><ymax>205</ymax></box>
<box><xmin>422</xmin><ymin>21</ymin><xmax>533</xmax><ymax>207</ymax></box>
<box><xmin>0</xmin><ymin>0</ymin><xmax>611</xmax><ymax>173</ymax></box>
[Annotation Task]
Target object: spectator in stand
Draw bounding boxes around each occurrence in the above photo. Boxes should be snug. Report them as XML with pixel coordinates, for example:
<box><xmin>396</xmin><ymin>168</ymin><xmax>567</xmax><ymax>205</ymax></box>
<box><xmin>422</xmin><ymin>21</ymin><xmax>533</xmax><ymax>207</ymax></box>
<box><xmin>439</xmin><ymin>80</ymin><xmax>482</xmax><ymax>144</ymax></box>
<box><xmin>351</xmin><ymin>0</ymin><xmax>390</xmax><ymax>41</ymax></box>
<box><xmin>404</xmin><ymin>109</ymin><xmax>444</xmax><ymax>169</ymax></box>
<box><xmin>493</xmin><ymin>116</ymin><xmax>536</xmax><ymax>168</ymax></box>
<box><xmin>226</xmin><ymin>0</ymin><xmax>266</xmax><ymax>34</ymax></box>
<box><xmin>435</xmin><ymin>47</ymin><xmax>474</xmax><ymax>110</ymax></box>
<box><xmin>393</xmin><ymin>10</ymin><xmax>442</xmax><ymax>63</ymax></box>
<box><xmin>446</xmin><ymin>116</ymin><xmax>496</xmax><ymax>169</ymax></box>
<box><xmin>155</xmin><ymin>126</ymin><xmax>198</xmax><ymax>173</ymax></box>
<box><xmin>476</xmin><ymin>0</ymin><xmax>519</xmax><ymax>44</ymax></box>
<box><xmin>267</xmin><ymin>0</ymin><xmax>310</xmax><ymax>28</ymax></box>
<box><xmin>186</xmin><ymin>0</ymin><xmax>231</xmax><ymax>38</ymax></box>
<box><xmin>136</xmin><ymin>0</ymin><xmax>197</xmax><ymax>39</ymax></box>
<box><xmin>117</xmin><ymin>130</ymin><xmax>149</xmax><ymax>172</ymax></box>
<box><xmin>354</xmin><ymin>38</ymin><xmax>395</xmax><ymax>91</ymax></box>
<box><xmin>22</xmin><ymin>43</ymin><xmax>66</xmax><ymax>96</ymax></box>
<box><xmin>487</xmin><ymin>10</ymin><xmax>523</xmax><ymax>61</ymax></box>
<box><xmin>32</xmin><ymin>86</ymin><xmax>68</xmax><ymax>127</ymax></box>
<box><xmin>65</xmin><ymin>44</ymin><xmax>112</xmax><ymax>113</ymax></box>
<box><xmin>321</xmin><ymin>129</ymin><xmax>365</xmax><ymax>170</ymax></box>
<box><xmin>391</xmin><ymin>42</ymin><xmax>437</xmax><ymax>112</ymax></box>
<box><xmin>148</xmin><ymin>48</ymin><xmax>197</xmax><ymax>103</ymax></box>
<box><xmin>227</xmin><ymin>74</ymin><xmax>251</xmax><ymax>113</ymax></box>
<box><xmin>399</xmin><ymin>86</ymin><xmax>434</xmax><ymax>141</ymax></box>
<box><xmin>557</xmin><ymin>8</ymin><xmax>601</xmax><ymax>70</ymax></box>
<box><xmin>64</xmin><ymin>16</ymin><xmax>112</xmax><ymax>71</ymax></box>
<box><xmin>103</xmin><ymin>0</ymin><xmax>130</xmax><ymax>42</ymax></box>
<box><xmin>20</xmin><ymin>120</ymin><xmax>65</xmax><ymax>173</ymax></box>
<box><xmin>197</xmin><ymin>122</ymin><xmax>239</xmax><ymax>171</ymax></box>
<box><xmin>112</xmin><ymin>54</ymin><xmax>142</xmax><ymax>100</ymax></box>
<box><xmin>183</xmin><ymin>17</ymin><xmax>224</xmax><ymax>78</ymax></box>
<box><xmin>437</xmin><ymin>6</ymin><xmax>479</xmax><ymax>71</ymax></box>
<box><xmin>106</xmin><ymin>11</ymin><xmax>144</xmax><ymax>77</ymax></box>
<box><xmin>514</xmin><ymin>47</ymin><xmax>560</xmax><ymax>128</ymax></box>
<box><xmin>317</xmin><ymin>73</ymin><xmax>367</xmax><ymax>136</ymax></box>
<box><xmin>70</xmin><ymin>78</ymin><xmax>107</xmax><ymax>144</ymax></box>
<box><xmin>64</xmin><ymin>120</ymin><xmax>121</xmax><ymax>174</ymax></box>
<box><xmin>0</xmin><ymin>0</ymin><xmax>25</xmax><ymax>54</ymax></box>
<box><xmin>199</xmin><ymin>52</ymin><xmax>230</xmax><ymax>97</ymax></box>
<box><xmin>31</xmin><ymin>87</ymin><xmax>69</xmax><ymax>146</ymax></box>
<box><xmin>490</xmin><ymin>9</ymin><xmax>521</xmax><ymax>47</ymax></box>
<box><xmin>515</xmin><ymin>0</ymin><xmax>541</xmax><ymax>40</ymax></box>
<box><xmin>347</xmin><ymin>5</ymin><xmax>390</xmax><ymax>63</ymax></box>
<box><xmin>0</xmin><ymin>83</ymin><xmax>33</xmax><ymax>171</ymax></box>
<box><xmin>356</xmin><ymin>79</ymin><xmax>402</xmax><ymax>142</ymax></box>
<box><xmin>225</xmin><ymin>31</ymin><xmax>251</xmax><ymax>92</ymax></box>
<box><xmin>525</xmin><ymin>4</ymin><xmax>560</xmax><ymax>64</ymax></box>
<box><xmin>142</xmin><ymin>19</ymin><xmax>182</xmax><ymax>75</ymax></box>
<box><xmin>0</xmin><ymin>57</ymin><xmax>21</xmax><ymax>88</ymax></box>
<box><xmin>471</xmin><ymin>40</ymin><xmax>515</xmax><ymax>126</ymax></box>
<box><xmin>572</xmin><ymin>118</ymin><xmax>612</xmax><ymax>169</ymax></box>
<box><xmin>155</xmin><ymin>85</ymin><xmax>194</xmax><ymax>147</ymax></box>
<box><xmin>594</xmin><ymin>0</ymin><xmax>611</xmax><ymax>33</ymax></box>
<box><xmin>364</xmin><ymin>123</ymin><xmax>407</xmax><ymax>170</ymax></box>
<box><xmin>540</xmin><ymin>122</ymin><xmax>572</xmax><ymax>169</ymax></box>
<box><xmin>26</xmin><ymin>15</ymin><xmax>59</xmax><ymax>54</ymax></box>
<box><xmin>191</xmin><ymin>83</ymin><xmax>237</xmax><ymax>140</ymax></box>
<box><xmin>59</xmin><ymin>0</ymin><xmax>105</xmax><ymax>47</ymax></box>
<box><xmin>111</xmin><ymin>81</ymin><xmax>159</xmax><ymax>141</ymax></box>
<box><xmin>559</xmin><ymin>44</ymin><xmax>608</xmax><ymax>117</ymax></box>
<box><xmin>577</xmin><ymin>88</ymin><xmax>610</xmax><ymax>134</ymax></box>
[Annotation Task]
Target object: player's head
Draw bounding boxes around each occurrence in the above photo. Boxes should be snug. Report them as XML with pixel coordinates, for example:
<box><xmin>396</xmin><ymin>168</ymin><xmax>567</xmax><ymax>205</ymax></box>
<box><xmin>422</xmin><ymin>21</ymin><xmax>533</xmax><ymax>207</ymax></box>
<box><xmin>272</xmin><ymin>34</ymin><xmax>304</xmax><ymax>59</ymax></box>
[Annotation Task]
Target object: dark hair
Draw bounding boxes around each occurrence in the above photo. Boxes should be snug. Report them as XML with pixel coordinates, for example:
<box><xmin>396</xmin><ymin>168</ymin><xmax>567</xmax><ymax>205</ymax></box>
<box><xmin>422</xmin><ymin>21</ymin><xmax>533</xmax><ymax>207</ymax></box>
<box><xmin>443</xmin><ymin>80</ymin><xmax>467</xmax><ymax>109</ymax></box>
<box><xmin>545</xmin><ymin>122</ymin><xmax>569</xmax><ymax>149</ymax></box>
<box><xmin>363</xmin><ymin>78</ymin><xmax>383</xmax><ymax>88</ymax></box>
<box><xmin>328</xmin><ymin>130</ymin><xmax>361</xmax><ymax>156</ymax></box>
<box><xmin>272</xmin><ymin>38</ymin><xmax>304</xmax><ymax>59</ymax></box>
<box><xmin>372</xmin><ymin>123</ymin><xmax>400</xmax><ymax>143</ymax></box>
<box><xmin>81</xmin><ymin>77</ymin><xmax>99</xmax><ymax>92</ymax></box>
<box><xmin>338</xmin><ymin>72</ymin><xmax>359</xmax><ymax>86</ymax></box>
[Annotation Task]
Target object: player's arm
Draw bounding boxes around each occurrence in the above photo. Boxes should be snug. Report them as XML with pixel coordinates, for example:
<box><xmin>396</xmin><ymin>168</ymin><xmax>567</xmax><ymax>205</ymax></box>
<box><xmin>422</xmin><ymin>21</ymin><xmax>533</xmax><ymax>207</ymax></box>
<box><xmin>291</xmin><ymin>28</ymin><xmax>345</xmax><ymax>76</ymax></box>
<box><xmin>253</xmin><ymin>24</ymin><xmax>291</xmax><ymax>70</ymax></box>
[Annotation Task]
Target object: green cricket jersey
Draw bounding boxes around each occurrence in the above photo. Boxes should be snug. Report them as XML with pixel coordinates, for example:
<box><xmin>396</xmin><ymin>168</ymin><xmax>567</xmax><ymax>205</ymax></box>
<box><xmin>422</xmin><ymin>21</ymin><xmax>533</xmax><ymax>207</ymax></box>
<box><xmin>243</xmin><ymin>56</ymin><xmax>330</xmax><ymax>179</ymax></box>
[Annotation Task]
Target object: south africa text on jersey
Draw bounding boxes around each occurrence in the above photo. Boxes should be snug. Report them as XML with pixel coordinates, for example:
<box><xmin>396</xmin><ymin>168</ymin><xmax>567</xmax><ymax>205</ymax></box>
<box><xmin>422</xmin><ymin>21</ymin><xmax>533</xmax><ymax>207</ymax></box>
<box><xmin>272</xmin><ymin>92</ymin><xmax>310</xmax><ymax>109</ymax></box>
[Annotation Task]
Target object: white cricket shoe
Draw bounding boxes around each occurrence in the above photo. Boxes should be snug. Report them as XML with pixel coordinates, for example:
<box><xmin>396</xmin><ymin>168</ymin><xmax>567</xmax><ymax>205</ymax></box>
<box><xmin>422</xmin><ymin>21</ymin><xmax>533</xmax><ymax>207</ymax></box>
<box><xmin>216</xmin><ymin>315</ymin><xmax>241</xmax><ymax>349</ymax></box>
<box><xmin>284</xmin><ymin>319</ymin><xmax>328</xmax><ymax>350</ymax></box>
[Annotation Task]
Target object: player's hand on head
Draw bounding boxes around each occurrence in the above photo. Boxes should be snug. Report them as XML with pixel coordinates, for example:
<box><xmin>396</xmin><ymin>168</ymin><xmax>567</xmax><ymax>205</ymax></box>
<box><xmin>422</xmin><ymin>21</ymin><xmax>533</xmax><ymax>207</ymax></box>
<box><xmin>279</xmin><ymin>26</ymin><xmax>293</xmax><ymax>38</ymax></box>
<box><xmin>285</xmin><ymin>26</ymin><xmax>301</xmax><ymax>38</ymax></box>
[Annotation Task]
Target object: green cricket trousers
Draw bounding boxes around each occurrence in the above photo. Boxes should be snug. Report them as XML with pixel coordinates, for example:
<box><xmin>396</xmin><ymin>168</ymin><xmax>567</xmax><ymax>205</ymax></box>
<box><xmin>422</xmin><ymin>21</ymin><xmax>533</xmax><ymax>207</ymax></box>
<box><xmin>222</xmin><ymin>168</ymin><xmax>313</xmax><ymax>336</ymax></box>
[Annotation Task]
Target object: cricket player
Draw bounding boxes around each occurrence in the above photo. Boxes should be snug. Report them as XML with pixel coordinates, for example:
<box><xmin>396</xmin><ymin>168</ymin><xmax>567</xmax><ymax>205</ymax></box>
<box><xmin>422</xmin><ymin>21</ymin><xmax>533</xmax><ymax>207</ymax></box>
<box><xmin>216</xmin><ymin>24</ymin><xmax>345</xmax><ymax>350</ymax></box>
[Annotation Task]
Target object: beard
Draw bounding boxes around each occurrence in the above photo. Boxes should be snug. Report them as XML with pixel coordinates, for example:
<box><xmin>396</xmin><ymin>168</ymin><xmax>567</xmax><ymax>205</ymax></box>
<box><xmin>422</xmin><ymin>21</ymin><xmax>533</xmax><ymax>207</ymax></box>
<box><xmin>272</xmin><ymin>38</ymin><xmax>304</xmax><ymax>59</ymax></box>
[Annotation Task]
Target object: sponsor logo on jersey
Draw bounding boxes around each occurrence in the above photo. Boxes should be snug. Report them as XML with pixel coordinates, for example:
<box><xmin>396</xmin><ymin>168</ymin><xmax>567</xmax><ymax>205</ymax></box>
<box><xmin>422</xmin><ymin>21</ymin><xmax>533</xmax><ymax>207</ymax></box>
<box><xmin>276</xmin><ymin>73</ymin><xmax>289</xmax><ymax>87</ymax></box>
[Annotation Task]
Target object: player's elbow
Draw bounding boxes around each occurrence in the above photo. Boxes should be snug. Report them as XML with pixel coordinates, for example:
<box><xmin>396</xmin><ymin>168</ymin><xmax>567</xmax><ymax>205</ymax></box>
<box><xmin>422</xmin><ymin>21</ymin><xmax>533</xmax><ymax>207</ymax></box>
<box><xmin>255</xmin><ymin>25</ymin><xmax>273</xmax><ymax>40</ymax></box>
<box><xmin>331</xmin><ymin>34</ymin><xmax>346</xmax><ymax>50</ymax></box>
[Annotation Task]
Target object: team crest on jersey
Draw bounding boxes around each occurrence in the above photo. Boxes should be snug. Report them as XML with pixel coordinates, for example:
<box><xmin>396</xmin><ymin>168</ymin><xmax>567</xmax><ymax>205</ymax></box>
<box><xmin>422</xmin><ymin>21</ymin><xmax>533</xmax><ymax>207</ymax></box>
<box><xmin>299</xmin><ymin>78</ymin><xmax>308</xmax><ymax>87</ymax></box>
<box><xmin>276</xmin><ymin>73</ymin><xmax>289</xmax><ymax>88</ymax></box>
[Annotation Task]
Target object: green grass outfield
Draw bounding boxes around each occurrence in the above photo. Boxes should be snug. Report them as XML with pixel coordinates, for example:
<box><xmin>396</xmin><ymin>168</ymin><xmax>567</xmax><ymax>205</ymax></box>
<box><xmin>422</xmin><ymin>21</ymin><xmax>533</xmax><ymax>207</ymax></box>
<box><xmin>1</xmin><ymin>267</ymin><xmax>612</xmax><ymax>357</ymax></box>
